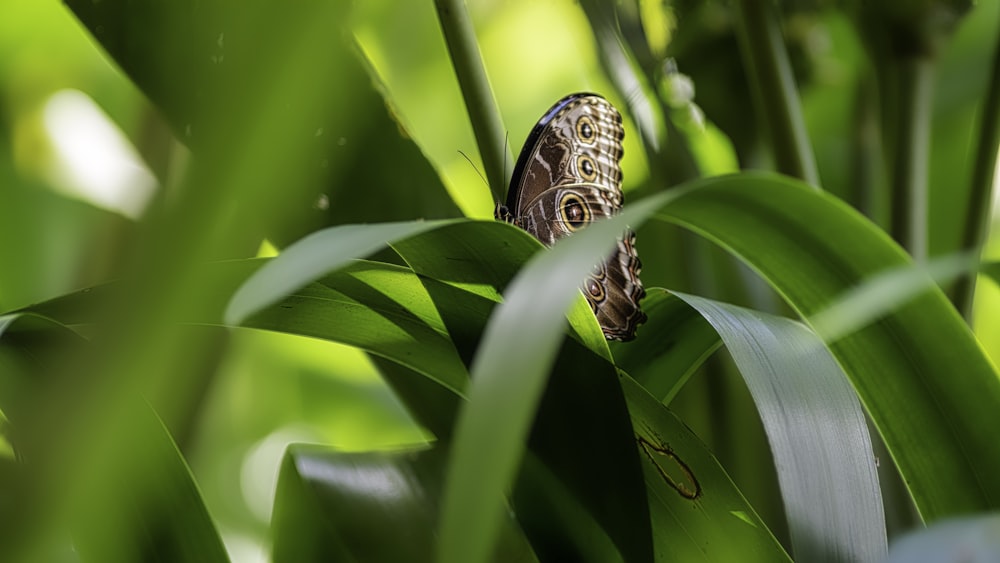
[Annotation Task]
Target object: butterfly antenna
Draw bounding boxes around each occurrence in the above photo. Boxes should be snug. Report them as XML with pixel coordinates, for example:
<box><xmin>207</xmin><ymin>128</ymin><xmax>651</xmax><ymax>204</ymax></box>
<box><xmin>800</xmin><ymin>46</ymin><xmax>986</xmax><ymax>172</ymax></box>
<box><xmin>457</xmin><ymin>150</ymin><xmax>490</xmax><ymax>189</ymax></box>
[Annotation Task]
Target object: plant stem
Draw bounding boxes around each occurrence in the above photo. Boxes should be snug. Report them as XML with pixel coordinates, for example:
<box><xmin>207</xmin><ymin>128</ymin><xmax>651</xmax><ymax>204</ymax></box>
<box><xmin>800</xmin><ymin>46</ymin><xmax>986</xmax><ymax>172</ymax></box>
<box><xmin>951</xmin><ymin>15</ymin><xmax>1000</xmax><ymax>321</ymax></box>
<box><xmin>734</xmin><ymin>0</ymin><xmax>819</xmax><ymax>187</ymax></box>
<box><xmin>434</xmin><ymin>0</ymin><xmax>512</xmax><ymax>202</ymax></box>
<box><xmin>889</xmin><ymin>57</ymin><xmax>934</xmax><ymax>262</ymax></box>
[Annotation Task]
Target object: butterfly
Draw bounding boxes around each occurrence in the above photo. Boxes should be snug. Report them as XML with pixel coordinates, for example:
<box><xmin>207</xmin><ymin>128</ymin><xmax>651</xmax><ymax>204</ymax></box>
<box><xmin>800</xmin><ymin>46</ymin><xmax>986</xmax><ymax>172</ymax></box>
<box><xmin>496</xmin><ymin>93</ymin><xmax>646</xmax><ymax>341</ymax></box>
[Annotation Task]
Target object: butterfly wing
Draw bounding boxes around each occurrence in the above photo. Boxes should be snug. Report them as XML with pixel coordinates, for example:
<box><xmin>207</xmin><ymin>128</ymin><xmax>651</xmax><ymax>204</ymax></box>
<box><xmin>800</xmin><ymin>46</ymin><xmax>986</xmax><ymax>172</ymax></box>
<box><xmin>499</xmin><ymin>93</ymin><xmax>645</xmax><ymax>341</ymax></box>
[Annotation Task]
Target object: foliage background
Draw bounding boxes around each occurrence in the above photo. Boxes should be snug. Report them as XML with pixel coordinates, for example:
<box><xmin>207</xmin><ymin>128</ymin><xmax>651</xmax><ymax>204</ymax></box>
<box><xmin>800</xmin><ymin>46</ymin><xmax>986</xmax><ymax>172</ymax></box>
<box><xmin>2</xmin><ymin>0</ymin><xmax>1000</xmax><ymax>561</ymax></box>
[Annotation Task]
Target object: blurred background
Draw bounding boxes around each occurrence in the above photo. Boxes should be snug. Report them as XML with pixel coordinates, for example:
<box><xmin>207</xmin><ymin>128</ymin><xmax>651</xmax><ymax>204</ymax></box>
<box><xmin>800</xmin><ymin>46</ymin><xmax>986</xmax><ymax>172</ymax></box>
<box><xmin>2</xmin><ymin>0</ymin><xmax>1000</xmax><ymax>560</ymax></box>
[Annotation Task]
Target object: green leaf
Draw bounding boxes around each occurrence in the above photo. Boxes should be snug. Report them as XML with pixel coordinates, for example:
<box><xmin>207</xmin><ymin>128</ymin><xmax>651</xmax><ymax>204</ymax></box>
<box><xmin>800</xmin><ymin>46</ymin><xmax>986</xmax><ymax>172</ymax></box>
<box><xmin>65</xmin><ymin>0</ymin><xmax>461</xmax><ymax>241</ymax></box>
<box><xmin>610</xmin><ymin>289</ymin><xmax>722</xmax><ymax>402</ymax></box>
<box><xmin>435</xmin><ymin>196</ymin><xmax>668</xmax><ymax>563</ymax></box>
<box><xmin>0</xmin><ymin>314</ymin><xmax>229</xmax><ymax>563</ymax></box>
<box><xmin>226</xmin><ymin>221</ymin><xmax>457</xmax><ymax>326</ymax></box>
<box><xmin>658</xmin><ymin>172</ymin><xmax>1000</xmax><ymax>520</ymax></box>
<box><xmin>676</xmin><ymin>294</ymin><xmax>886</xmax><ymax>562</ymax></box>
<box><xmin>980</xmin><ymin>261</ymin><xmax>1000</xmax><ymax>287</ymax></box>
<box><xmin>243</xmin><ymin>259</ymin><xmax>468</xmax><ymax>395</ymax></box>
<box><xmin>620</xmin><ymin>376</ymin><xmax>791</xmax><ymax>562</ymax></box>
<box><xmin>393</xmin><ymin>222</ymin><xmax>653</xmax><ymax>562</ymax></box>
<box><xmin>271</xmin><ymin>443</ymin><xmax>536</xmax><ymax>563</ymax></box>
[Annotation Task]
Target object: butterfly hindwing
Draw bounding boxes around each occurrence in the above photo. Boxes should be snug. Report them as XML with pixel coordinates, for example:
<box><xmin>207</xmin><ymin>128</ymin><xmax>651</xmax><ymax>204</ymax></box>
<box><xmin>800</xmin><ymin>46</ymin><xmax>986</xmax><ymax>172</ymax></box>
<box><xmin>498</xmin><ymin>93</ymin><xmax>646</xmax><ymax>341</ymax></box>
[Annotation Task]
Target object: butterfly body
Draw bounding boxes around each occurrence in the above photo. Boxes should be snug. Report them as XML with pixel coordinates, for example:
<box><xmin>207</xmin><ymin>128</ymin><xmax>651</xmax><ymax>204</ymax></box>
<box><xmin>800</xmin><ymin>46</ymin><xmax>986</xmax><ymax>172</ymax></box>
<box><xmin>498</xmin><ymin>93</ymin><xmax>645</xmax><ymax>341</ymax></box>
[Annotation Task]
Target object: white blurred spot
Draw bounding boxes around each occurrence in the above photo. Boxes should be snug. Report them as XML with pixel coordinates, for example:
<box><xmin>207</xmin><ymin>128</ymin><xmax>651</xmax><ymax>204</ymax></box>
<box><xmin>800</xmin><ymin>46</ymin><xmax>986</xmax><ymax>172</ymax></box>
<box><xmin>240</xmin><ymin>425</ymin><xmax>322</xmax><ymax>524</ymax></box>
<box><xmin>316</xmin><ymin>193</ymin><xmax>329</xmax><ymax>210</ymax></box>
<box><xmin>42</xmin><ymin>89</ymin><xmax>157</xmax><ymax>219</ymax></box>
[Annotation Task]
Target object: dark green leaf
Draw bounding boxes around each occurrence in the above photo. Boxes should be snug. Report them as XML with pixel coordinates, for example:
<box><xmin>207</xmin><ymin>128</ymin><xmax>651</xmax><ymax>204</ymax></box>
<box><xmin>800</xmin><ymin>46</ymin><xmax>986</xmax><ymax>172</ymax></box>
<box><xmin>271</xmin><ymin>443</ymin><xmax>536</xmax><ymax>563</ymax></box>
<box><xmin>658</xmin><ymin>172</ymin><xmax>1000</xmax><ymax>519</ymax></box>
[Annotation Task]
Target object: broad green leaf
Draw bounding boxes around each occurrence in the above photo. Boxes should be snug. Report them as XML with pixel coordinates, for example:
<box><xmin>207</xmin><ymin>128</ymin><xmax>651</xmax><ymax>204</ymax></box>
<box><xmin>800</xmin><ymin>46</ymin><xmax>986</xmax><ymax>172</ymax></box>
<box><xmin>677</xmin><ymin>294</ymin><xmax>886</xmax><ymax>562</ymax></box>
<box><xmin>620</xmin><ymin>376</ymin><xmax>791</xmax><ymax>562</ymax></box>
<box><xmin>809</xmin><ymin>252</ymin><xmax>977</xmax><ymax>342</ymax></box>
<box><xmin>391</xmin><ymin>221</ymin><xmax>609</xmax><ymax>356</ymax></box>
<box><xmin>65</xmin><ymin>0</ymin><xmax>461</xmax><ymax>240</ymax></box>
<box><xmin>243</xmin><ymin>260</ymin><xmax>468</xmax><ymax>395</ymax></box>
<box><xmin>0</xmin><ymin>314</ymin><xmax>229</xmax><ymax>563</ymax></box>
<box><xmin>657</xmin><ymin>172</ymin><xmax>1000</xmax><ymax>519</ymax></box>
<box><xmin>271</xmin><ymin>443</ymin><xmax>536</xmax><ymax>563</ymax></box>
<box><xmin>435</xmin><ymin>195</ymin><xmax>668</xmax><ymax>563</ymax></box>
<box><xmin>393</xmin><ymin>222</ymin><xmax>653</xmax><ymax>562</ymax></box>
<box><xmin>226</xmin><ymin>221</ymin><xmax>457</xmax><ymax>326</ymax></box>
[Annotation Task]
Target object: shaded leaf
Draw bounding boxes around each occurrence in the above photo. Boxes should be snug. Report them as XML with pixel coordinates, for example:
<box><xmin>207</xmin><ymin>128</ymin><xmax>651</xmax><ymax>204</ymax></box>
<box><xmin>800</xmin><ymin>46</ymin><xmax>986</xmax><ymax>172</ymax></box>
<box><xmin>658</xmin><ymin>172</ymin><xmax>1000</xmax><ymax>520</ymax></box>
<box><xmin>677</xmin><ymin>293</ymin><xmax>886</xmax><ymax>562</ymax></box>
<box><xmin>271</xmin><ymin>443</ymin><xmax>536</xmax><ymax>563</ymax></box>
<box><xmin>621</xmin><ymin>376</ymin><xmax>792</xmax><ymax>562</ymax></box>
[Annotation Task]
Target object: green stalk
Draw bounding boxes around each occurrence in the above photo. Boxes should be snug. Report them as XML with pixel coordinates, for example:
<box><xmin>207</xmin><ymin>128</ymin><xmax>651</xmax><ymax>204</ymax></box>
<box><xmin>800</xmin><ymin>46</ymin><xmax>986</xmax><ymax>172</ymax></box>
<box><xmin>734</xmin><ymin>0</ymin><xmax>820</xmax><ymax>187</ymax></box>
<box><xmin>434</xmin><ymin>0</ymin><xmax>512</xmax><ymax>202</ymax></box>
<box><xmin>888</xmin><ymin>57</ymin><xmax>934</xmax><ymax>262</ymax></box>
<box><xmin>952</xmin><ymin>14</ymin><xmax>1000</xmax><ymax>320</ymax></box>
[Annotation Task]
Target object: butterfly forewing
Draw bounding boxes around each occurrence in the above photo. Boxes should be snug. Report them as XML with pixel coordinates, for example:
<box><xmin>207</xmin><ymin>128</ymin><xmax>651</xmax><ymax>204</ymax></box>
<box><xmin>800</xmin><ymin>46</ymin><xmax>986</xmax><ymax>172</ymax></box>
<box><xmin>498</xmin><ymin>93</ymin><xmax>645</xmax><ymax>341</ymax></box>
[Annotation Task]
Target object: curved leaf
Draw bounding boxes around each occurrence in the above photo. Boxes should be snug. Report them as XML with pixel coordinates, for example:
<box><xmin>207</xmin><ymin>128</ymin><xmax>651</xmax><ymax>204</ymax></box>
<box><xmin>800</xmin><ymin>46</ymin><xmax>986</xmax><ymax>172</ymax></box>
<box><xmin>271</xmin><ymin>443</ymin><xmax>536</xmax><ymax>563</ymax></box>
<box><xmin>657</xmin><ymin>172</ymin><xmax>1000</xmax><ymax>519</ymax></box>
<box><xmin>242</xmin><ymin>260</ymin><xmax>468</xmax><ymax>394</ymax></box>
<box><xmin>226</xmin><ymin>221</ymin><xmax>457</xmax><ymax>325</ymax></box>
<box><xmin>434</xmin><ymin>196</ymin><xmax>668</xmax><ymax>563</ymax></box>
<box><xmin>677</xmin><ymin>293</ymin><xmax>886</xmax><ymax>562</ymax></box>
<box><xmin>611</xmin><ymin>289</ymin><xmax>721</xmax><ymax>402</ymax></box>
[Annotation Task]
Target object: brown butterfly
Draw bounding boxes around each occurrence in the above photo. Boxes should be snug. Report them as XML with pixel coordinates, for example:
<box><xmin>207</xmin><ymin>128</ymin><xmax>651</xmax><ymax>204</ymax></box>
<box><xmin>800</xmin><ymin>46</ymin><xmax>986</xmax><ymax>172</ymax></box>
<box><xmin>496</xmin><ymin>93</ymin><xmax>645</xmax><ymax>341</ymax></box>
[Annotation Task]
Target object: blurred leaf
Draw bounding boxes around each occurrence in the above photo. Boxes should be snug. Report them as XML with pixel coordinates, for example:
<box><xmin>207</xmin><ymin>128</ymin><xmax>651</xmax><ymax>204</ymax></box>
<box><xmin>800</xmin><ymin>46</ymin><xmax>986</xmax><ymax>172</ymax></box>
<box><xmin>392</xmin><ymin>224</ymin><xmax>663</xmax><ymax>562</ymax></box>
<box><xmin>65</xmin><ymin>0</ymin><xmax>461</xmax><ymax>246</ymax></box>
<box><xmin>885</xmin><ymin>513</ymin><xmax>1000</xmax><ymax>563</ymax></box>
<box><xmin>809</xmin><ymin>252</ymin><xmax>977</xmax><ymax>342</ymax></box>
<box><xmin>271</xmin><ymin>443</ymin><xmax>536</xmax><ymax>563</ymax></box>
<box><xmin>0</xmin><ymin>181</ymin><xmax>132</xmax><ymax>311</ymax></box>
<box><xmin>17</xmin><ymin>259</ymin><xmax>266</xmax><ymax>327</ymax></box>
<box><xmin>677</xmin><ymin>293</ymin><xmax>886</xmax><ymax>562</ymax></box>
<box><xmin>0</xmin><ymin>314</ymin><xmax>229</xmax><ymax>563</ymax></box>
<box><xmin>980</xmin><ymin>261</ymin><xmax>1000</xmax><ymax>287</ymax></box>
